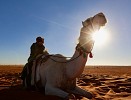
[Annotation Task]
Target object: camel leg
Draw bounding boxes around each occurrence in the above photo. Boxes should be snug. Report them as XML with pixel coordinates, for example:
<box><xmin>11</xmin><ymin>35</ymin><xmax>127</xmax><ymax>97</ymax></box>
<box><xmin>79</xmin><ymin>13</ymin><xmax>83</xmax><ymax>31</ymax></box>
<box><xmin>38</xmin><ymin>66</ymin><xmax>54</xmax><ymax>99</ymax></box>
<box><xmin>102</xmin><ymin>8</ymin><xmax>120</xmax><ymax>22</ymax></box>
<box><xmin>70</xmin><ymin>86</ymin><xmax>93</xmax><ymax>99</ymax></box>
<box><xmin>45</xmin><ymin>84</ymin><xmax>69</xmax><ymax>99</ymax></box>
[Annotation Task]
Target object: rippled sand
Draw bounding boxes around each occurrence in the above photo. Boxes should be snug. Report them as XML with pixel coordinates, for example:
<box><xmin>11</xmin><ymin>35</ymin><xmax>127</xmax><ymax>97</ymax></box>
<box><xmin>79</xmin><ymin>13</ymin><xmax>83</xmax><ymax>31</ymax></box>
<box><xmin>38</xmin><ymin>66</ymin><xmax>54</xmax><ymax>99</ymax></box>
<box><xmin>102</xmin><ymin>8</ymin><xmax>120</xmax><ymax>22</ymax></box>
<box><xmin>0</xmin><ymin>65</ymin><xmax>131</xmax><ymax>100</ymax></box>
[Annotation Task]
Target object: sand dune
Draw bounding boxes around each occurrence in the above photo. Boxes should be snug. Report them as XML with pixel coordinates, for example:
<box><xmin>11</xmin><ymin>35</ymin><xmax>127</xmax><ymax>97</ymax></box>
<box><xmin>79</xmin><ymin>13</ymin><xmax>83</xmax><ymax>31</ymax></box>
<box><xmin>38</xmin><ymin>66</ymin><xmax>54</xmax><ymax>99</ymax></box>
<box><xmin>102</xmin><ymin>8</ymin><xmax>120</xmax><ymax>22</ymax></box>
<box><xmin>0</xmin><ymin>65</ymin><xmax>131</xmax><ymax>100</ymax></box>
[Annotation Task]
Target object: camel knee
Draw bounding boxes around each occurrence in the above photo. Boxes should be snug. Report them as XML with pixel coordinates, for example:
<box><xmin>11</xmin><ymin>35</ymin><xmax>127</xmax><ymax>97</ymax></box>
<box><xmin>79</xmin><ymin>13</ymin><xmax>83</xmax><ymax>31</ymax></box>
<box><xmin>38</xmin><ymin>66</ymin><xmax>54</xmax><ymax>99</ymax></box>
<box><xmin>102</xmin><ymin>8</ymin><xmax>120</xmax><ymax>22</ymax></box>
<box><xmin>45</xmin><ymin>85</ymin><xmax>69</xmax><ymax>98</ymax></box>
<box><xmin>70</xmin><ymin>86</ymin><xmax>93</xmax><ymax>99</ymax></box>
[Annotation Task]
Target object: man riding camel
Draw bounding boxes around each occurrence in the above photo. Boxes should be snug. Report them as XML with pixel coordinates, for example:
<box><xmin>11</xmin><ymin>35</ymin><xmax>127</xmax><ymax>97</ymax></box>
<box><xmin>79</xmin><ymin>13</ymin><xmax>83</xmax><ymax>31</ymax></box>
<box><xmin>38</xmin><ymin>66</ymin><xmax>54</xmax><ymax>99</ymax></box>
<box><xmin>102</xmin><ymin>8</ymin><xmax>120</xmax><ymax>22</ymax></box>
<box><xmin>28</xmin><ymin>36</ymin><xmax>47</xmax><ymax>62</ymax></box>
<box><xmin>21</xmin><ymin>36</ymin><xmax>48</xmax><ymax>88</ymax></box>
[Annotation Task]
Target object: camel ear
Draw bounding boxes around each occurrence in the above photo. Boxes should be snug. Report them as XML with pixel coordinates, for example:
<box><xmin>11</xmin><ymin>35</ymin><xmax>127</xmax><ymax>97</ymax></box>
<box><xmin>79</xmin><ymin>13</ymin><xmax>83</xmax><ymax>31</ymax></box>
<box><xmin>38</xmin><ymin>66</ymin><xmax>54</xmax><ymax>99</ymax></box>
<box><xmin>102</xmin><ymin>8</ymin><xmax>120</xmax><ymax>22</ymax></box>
<box><xmin>82</xmin><ymin>17</ymin><xmax>92</xmax><ymax>27</ymax></box>
<box><xmin>82</xmin><ymin>21</ymin><xmax>87</xmax><ymax>27</ymax></box>
<box><xmin>82</xmin><ymin>21</ymin><xmax>85</xmax><ymax>26</ymax></box>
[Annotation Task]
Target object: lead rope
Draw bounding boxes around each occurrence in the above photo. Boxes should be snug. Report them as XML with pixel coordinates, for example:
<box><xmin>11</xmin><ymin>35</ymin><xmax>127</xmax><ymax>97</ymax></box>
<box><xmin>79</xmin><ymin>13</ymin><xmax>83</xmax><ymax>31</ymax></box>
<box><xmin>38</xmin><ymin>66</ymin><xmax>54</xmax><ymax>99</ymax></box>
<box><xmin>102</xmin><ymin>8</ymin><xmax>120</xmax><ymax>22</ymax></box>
<box><xmin>49</xmin><ymin>54</ymin><xmax>82</xmax><ymax>63</ymax></box>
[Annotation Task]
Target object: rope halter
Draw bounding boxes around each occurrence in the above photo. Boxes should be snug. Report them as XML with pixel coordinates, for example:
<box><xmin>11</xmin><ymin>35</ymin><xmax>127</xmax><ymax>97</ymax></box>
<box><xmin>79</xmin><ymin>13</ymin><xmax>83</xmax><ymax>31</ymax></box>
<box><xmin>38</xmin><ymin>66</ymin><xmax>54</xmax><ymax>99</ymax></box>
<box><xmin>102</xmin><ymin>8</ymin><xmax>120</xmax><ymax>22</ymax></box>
<box><xmin>76</xmin><ymin>43</ymin><xmax>93</xmax><ymax>58</ymax></box>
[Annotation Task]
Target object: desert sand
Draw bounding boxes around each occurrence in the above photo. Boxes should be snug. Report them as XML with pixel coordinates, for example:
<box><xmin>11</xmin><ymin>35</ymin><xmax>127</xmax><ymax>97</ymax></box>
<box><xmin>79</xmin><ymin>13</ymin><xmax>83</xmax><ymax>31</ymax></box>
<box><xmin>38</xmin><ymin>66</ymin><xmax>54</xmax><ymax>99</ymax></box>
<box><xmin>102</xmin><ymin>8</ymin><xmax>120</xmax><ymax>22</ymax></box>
<box><xmin>0</xmin><ymin>65</ymin><xmax>131</xmax><ymax>100</ymax></box>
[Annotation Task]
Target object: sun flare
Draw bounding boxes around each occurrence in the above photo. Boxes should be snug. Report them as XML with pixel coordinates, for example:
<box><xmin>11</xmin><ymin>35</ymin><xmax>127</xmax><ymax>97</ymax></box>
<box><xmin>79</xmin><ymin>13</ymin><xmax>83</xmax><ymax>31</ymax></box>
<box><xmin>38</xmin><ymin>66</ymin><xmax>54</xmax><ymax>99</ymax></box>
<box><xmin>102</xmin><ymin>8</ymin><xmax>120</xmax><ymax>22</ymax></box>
<box><xmin>92</xmin><ymin>27</ymin><xmax>110</xmax><ymax>47</ymax></box>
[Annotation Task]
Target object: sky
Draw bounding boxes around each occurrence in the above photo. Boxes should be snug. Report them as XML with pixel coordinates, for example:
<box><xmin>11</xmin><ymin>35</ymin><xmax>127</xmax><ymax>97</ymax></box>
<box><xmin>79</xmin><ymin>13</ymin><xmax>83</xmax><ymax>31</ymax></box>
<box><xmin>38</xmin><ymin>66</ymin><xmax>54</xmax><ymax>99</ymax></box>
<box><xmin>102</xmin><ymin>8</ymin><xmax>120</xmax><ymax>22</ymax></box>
<box><xmin>0</xmin><ymin>0</ymin><xmax>131</xmax><ymax>65</ymax></box>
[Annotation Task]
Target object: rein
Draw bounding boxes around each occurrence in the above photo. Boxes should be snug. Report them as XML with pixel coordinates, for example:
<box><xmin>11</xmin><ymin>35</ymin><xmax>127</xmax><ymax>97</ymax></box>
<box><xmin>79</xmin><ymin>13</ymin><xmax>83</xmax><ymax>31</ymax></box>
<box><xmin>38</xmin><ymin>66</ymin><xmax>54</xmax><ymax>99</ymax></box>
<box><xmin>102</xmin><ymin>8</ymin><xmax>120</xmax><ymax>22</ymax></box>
<box><xmin>49</xmin><ymin>54</ymin><xmax>81</xmax><ymax>63</ymax></box>
<box><xmin>41</xmin><ymin>43</ymin><xmax>93</xmax><ymax>64</ymax></box>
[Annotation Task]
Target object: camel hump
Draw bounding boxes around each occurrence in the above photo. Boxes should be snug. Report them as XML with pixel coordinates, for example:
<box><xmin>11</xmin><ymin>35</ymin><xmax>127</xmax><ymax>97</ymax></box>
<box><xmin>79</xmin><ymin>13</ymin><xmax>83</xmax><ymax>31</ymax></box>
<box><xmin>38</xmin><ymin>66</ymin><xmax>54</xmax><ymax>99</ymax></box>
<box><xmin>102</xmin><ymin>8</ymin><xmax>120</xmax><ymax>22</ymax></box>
<box><xmin>50</xmin><ymin>54</ymin><xmax>67</xmax><ymax>63</ymax></box>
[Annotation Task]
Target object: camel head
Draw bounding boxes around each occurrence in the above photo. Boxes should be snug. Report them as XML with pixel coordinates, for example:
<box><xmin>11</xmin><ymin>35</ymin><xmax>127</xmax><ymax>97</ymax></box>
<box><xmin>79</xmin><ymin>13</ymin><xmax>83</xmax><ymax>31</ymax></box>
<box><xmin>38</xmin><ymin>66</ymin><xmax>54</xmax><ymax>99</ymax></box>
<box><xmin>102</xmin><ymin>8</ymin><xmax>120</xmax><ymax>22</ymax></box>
<box><xmin>79</xmin><ymin>12</ymin><xmax>107</xmax><ymax>53</ymax></box>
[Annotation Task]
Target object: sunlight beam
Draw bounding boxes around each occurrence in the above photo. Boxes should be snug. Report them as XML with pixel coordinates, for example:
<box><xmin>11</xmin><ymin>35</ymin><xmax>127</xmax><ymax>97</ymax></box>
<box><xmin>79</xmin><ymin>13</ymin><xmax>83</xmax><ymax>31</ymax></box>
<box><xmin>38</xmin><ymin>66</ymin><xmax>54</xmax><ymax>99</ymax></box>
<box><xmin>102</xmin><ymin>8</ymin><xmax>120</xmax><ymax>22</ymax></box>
<box><xmin>92</xmin><ymin>27</ymin><xmax>110</xmax><ymax>47</ymax></box>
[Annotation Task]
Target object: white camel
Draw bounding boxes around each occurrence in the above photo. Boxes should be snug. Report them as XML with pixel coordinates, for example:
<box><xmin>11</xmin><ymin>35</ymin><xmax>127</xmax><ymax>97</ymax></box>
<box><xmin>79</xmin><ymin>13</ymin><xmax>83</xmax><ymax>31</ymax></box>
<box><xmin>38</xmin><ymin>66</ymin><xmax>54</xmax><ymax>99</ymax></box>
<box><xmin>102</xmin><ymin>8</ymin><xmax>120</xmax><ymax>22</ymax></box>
<box><xmin>31</xmin><ymin>12</ymin><xmax>107</xmax><ymax>99</ymax></box>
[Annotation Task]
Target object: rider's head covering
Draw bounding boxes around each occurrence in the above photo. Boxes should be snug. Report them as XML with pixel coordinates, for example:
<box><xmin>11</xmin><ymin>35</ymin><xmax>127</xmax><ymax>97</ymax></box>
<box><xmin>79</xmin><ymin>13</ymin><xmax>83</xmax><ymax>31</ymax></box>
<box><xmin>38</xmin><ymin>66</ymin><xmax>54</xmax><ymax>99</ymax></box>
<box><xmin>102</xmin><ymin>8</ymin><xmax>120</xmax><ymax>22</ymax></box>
<box><xmin>36</xmin><ymin>36</ymin><xmax>44</xmax><ymax>43</ymax></box>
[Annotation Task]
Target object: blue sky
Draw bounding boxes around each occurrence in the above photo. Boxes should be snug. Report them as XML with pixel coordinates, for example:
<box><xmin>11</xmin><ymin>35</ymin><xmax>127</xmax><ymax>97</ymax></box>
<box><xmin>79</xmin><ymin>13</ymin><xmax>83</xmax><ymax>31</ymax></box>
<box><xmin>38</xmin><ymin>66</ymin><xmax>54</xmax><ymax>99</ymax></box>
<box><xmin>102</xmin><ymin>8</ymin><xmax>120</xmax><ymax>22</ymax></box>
<box><xmin>0</xmin><ymin>0</ymin><xmax>131</xmax><ymax>65</ymax></box>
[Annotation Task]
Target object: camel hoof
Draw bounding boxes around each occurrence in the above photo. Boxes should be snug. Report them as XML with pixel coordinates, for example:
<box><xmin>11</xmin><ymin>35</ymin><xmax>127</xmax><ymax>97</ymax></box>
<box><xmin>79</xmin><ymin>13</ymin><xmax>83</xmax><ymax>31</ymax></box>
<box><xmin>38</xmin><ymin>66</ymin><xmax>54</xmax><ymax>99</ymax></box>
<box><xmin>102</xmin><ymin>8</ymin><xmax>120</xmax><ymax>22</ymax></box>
<box><xmin>63</xmin><ymin>94</ymin><xmax>76</xmax><ymax>100</ymax></box>
<box><xmin>69</xmin><ymin>94</ymin><xmax>76</xmax><ymax>100</ymax></box>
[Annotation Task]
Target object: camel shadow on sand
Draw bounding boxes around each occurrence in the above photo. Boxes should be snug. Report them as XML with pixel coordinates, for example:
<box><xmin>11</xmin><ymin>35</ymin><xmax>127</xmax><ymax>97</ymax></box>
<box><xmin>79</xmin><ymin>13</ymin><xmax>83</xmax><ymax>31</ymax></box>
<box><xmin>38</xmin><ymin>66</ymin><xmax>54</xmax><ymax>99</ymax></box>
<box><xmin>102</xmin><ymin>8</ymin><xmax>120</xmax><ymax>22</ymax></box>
<box><xmin>0</xmin><ymin>85</ymin><xmax>61</xmax><ymax>100</ymax></box>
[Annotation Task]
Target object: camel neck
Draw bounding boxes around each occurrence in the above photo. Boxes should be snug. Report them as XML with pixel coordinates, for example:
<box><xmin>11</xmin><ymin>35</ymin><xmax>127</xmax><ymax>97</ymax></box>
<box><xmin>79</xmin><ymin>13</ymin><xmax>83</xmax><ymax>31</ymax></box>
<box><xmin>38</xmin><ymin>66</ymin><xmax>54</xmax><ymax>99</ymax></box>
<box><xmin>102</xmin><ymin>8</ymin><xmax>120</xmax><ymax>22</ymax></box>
<box><xmin>66</xmin><ymin>49</ymin><xmax>88</xmax><ymax>79</ymax></box>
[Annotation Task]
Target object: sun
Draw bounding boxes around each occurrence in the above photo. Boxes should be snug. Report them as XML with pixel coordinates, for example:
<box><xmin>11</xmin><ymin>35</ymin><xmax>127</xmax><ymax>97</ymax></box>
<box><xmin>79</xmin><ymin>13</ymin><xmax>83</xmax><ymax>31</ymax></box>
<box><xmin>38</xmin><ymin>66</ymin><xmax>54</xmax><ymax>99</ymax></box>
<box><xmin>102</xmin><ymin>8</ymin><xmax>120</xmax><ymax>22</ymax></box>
<box><xmin>92</xmin><ymin>27</ymin><xmax>110</xmax><ymax>47</ymax></box>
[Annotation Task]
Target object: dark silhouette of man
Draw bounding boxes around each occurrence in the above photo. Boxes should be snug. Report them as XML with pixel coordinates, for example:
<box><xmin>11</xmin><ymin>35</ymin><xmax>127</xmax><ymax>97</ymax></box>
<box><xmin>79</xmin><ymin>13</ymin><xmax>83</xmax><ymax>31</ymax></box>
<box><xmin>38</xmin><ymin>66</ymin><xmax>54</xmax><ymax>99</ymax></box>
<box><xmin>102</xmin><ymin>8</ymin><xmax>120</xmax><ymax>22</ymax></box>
<box><xmin>21</xmin><ymin>36</ymin><xmax>48</xmax><ymax>88</ymax></box>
